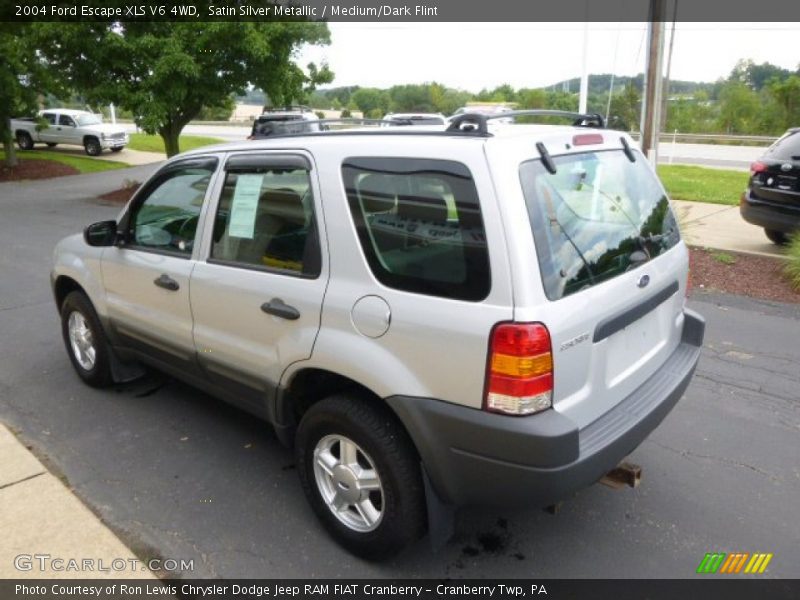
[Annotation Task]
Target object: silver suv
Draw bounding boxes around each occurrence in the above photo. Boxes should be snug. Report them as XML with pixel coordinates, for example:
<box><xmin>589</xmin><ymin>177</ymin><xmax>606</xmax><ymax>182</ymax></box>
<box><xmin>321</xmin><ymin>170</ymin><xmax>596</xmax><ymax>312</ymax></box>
<box><xmin>52</xmin><ymin>111</ymin><xmax>704</xmax><ymax>559</ymax></box>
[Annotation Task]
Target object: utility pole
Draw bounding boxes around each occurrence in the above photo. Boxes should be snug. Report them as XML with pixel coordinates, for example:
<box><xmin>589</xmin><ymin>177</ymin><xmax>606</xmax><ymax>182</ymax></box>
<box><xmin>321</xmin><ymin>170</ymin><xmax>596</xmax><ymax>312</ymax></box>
<box><xmin>660</xmin><ymin>0</ymin><xmax>678</xmax><ymax>131</ymax></box>
<box><xmin>640</xmin><ymin>0</ymin><xmax>666</xmax><ymax>164</ymax></box>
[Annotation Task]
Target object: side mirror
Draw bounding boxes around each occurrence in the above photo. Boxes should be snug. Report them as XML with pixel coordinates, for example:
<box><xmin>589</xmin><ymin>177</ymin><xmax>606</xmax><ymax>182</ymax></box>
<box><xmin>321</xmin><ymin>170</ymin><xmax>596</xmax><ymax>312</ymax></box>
<box><xmin>84</xmin><ymin>220</ymin><xmax>118</xmax><ymax>247</ymax></box>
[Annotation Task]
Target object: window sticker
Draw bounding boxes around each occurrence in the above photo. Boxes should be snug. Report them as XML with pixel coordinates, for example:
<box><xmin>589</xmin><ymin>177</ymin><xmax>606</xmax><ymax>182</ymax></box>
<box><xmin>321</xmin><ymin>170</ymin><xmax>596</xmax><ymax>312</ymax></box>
<box><xmin>228</xmin><ymin>174</ymin><xmax>264</xmax><ymax>239</ymax></box>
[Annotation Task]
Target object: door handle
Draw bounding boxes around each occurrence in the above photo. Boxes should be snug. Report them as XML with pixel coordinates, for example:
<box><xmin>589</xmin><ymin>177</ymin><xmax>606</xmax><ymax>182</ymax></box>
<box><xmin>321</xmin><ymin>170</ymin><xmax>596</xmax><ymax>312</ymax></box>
<box><xmin>260</xmin><ymin>298</ymin><xmax>300</xmax><ymax>320</ymax></box>
<box><xmin>153</xmin><ymin>273</ymin><xmax>180</xmax><ymax>291</ymax></box>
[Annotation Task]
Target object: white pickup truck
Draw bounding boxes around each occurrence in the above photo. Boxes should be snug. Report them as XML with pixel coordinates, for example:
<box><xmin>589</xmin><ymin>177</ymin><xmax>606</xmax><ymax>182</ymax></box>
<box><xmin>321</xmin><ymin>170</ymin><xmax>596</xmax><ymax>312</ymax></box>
<box><xmin>12</xmin><ymin>109</ymin><xmax>129</xmax><ymax>156</ymax></box>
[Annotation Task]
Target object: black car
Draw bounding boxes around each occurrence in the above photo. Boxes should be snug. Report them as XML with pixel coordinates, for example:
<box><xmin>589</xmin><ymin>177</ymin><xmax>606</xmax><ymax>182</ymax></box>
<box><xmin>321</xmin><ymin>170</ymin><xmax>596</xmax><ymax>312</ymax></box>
<box><xmin>248</xmin><ymin>106</ymin><xmax>321</xmax><ymax>139</ymax></box>
<box><xmin>741</xmin><ymin>127</ymin><xmax>800</xmax><ymax>244</ymax></box>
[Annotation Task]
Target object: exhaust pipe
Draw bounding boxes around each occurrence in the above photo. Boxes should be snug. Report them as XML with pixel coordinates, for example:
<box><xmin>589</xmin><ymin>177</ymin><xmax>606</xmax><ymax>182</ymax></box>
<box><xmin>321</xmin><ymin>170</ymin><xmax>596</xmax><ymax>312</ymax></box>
<box><xmin>600</xmin><ymin>461</ymin><xmax>642</xmax><ymax>490</ymax></box>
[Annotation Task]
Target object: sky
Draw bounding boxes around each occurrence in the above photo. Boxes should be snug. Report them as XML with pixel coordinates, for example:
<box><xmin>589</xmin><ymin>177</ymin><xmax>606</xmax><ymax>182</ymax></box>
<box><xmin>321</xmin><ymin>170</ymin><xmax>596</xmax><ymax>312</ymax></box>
<box><xmin>298</xmin><ymin>22</ymin><xmax>800</xmax><ymax>92</ymax></box>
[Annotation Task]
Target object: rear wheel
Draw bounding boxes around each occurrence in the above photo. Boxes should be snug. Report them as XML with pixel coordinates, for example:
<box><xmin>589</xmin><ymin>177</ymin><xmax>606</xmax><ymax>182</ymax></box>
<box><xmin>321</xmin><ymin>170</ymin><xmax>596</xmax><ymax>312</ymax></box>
<box><xmin>295</xmin><ymin>394</ymin><xmax>427</xmax><ymax>559</ymax></box>
<box><xmin>60</xmin><ymin>291</ymin><xmax>113</xmax><ymax>387</ymax></box>
<box><xmin>16</xmin><ymin>132</ymin><xmax>34</xmax><ymax>150</ymax></box>
<box><xmin>84</xmin><ymin>137</ymin><xmax>101</xmax><ymax>156</ymax></box>
<box><xmin>765</xmin><ymin>229</ymin><xmax>789</xmax><ymax>245</ymax></box>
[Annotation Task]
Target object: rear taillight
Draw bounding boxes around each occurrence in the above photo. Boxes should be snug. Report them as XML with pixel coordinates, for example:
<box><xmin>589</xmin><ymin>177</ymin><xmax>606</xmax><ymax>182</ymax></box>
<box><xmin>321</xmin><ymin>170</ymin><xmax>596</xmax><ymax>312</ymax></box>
<box><xmin>750</xmin><ymin>161</ymin><xmax>767</xmax><ymax>175</ymax></box>
<box><xmin>485</xmin><ymin>322</ymin><xmax>553</xmax><ymax>416</ymax></box>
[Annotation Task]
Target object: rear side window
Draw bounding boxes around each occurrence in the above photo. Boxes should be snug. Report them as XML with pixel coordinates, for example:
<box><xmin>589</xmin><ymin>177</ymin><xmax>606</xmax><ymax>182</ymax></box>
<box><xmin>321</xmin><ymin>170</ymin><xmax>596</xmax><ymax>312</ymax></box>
<box><xmin>210</xmin><ymin>166</ymin><xmax>320</xmax><ymax>277</ymax></box>
<box><xmin>520</xmin><ymin>150</ymin><xmax>680</xmax><ymax>301</ymax></box>
<box><xmin>765</xmin><ymin>130</ymin><xmax>800</xmax><ymax>160</ymax></box>
<box><xmin>342</xmin><ymin>157</ymin><xmax>490</xmax><ymax>301</ymax></box>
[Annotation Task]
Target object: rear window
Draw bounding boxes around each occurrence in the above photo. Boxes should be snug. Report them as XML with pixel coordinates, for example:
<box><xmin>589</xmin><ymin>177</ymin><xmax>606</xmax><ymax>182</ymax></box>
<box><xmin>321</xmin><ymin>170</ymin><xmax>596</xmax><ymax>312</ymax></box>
<box><xmin>251</xmin><ymin>116</ymin><xmax>319</xmax><ymax>137</ymax></box>
<box><xmin>764</xmin><ymin>130</ymin><xmax>800</xmax><ymax>160</ymax></box>
<box><xmin>342</xmin><ymin>157</ymin><xmax>491</xmax><ymax>301</ymax></box>
<box><xmin>520</xmin><ymin>150</ymin><xmax>680</xmax><ymax>301</ymax></box>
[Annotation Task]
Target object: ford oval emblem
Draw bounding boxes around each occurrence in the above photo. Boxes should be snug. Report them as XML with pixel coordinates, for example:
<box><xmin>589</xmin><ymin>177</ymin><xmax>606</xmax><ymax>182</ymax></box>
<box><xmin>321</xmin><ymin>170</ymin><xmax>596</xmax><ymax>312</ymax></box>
<box><xmin>781</xmin><ymin>163</ymin><xmax>793</xmax><ymax>172</ymax></box>
<box><xmin>637</xmin><ymin>274</ymin><xmax>650</xmax><ymax>288</ymax></box>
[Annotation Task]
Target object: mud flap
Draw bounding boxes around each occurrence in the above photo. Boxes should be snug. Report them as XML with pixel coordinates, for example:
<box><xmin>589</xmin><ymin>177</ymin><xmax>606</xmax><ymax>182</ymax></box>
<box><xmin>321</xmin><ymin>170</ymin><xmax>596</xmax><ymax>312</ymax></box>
<box><xmin>423</xmin><ymin>465</ymin><xmax>455</xmax><ymax>551</ymax></box>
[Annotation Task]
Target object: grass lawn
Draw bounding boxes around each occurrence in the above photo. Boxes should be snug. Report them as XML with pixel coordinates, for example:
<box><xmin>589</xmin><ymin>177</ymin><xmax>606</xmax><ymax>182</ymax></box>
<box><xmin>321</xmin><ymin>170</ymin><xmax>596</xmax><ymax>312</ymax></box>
<box><xmin>127</xmin><ymin>133</ymin><xmax>224</xmax><ymax>154</ymax></box>
<box><xmin>0</xmin><ymin>150</ymin><xmax>129</xmax><ymax>174</ymax></box>
<box><xmin>657</xmin><ymin>164</ymin><xmax>749</xmax><ymax>206</ymax></box>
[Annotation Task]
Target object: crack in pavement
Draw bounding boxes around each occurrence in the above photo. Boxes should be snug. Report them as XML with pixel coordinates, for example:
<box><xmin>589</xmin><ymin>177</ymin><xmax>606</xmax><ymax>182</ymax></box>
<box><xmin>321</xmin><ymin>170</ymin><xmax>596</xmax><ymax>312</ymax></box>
<box><xmin>0</xmin><ymin>471</ymin><xmax>46</xmax><ymax>491</ymax></box>
<box><xmin>648</xmin><ymin>440</ymin><xmax>783</xmax><ymax>483</ymax></box>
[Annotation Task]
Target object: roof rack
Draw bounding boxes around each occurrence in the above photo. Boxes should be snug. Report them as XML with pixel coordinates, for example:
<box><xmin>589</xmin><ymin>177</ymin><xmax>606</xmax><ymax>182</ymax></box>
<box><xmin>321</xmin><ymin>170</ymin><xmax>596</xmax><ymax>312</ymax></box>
<box><xmin>261</xmin><ymin>105</ymin><xmax>313</xmax><ymax>113</ymax></box>
<box><xmin>446</xmin><ymin>110</ymin><xmax>605</xmax><ymax>135</ymax></box>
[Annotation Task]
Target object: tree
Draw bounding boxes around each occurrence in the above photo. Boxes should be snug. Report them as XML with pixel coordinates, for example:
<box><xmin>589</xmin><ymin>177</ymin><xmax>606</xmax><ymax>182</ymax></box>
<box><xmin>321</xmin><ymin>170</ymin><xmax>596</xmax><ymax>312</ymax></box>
<box><xmin>0</xmin><ymin>24</ymin><xmax>58</xmax><ymax>168</ymax></box>
<box><xmin>351</xmin><ymin>88</ymin><xmax>390</xmax><ymax>116</ymax></box>
<box><xmin>36</xmin><ymin>22</ymin><xmax>332</xmax><ymax>157</ymax></box>
<box><xmin>607</xmin><ymin>83</ymin><xmax>640</xmax><ymax>131</ymax></box>
<box><xmin>767</xmin><ymin>75</ymin><xmax>800</xmax><ymax>132</ymax></box>
<box><xmin>197</xmin><ymin>95</ymin><xmax>236</xmax><ymax>121</ymax></box>
<box><xmin>717</xmin><ymin>80</ymin><xmax>760</xmax><ymax>134</ymax></box>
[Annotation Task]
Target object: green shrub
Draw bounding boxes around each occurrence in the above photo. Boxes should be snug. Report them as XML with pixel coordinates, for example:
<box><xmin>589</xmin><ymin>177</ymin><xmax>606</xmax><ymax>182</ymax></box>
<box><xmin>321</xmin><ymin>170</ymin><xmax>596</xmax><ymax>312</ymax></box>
<box><xmin>784</xmin><ymin>234</ymin><xmax>800</xmax><ymax>290</ymax></box>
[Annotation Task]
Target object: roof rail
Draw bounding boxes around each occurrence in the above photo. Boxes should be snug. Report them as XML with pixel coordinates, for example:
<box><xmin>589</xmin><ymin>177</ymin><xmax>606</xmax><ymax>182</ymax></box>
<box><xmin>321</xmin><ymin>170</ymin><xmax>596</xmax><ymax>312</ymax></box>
<box><xmin>446</xmin><ymin>110</ymin><xmax>605</xmax><ymax>136</ymax></box>
<box><xmin>249</xmin><ymin>117</ymin><xmax>414</xmax><ymax>139</ymax></box>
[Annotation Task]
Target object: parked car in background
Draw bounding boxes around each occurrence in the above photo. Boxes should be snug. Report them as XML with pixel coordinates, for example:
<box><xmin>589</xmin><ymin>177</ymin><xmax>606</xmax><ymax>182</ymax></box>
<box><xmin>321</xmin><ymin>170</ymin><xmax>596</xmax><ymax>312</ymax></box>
<box><xmin>382</xmin><ymin>112</ymin><xmax>446</xmax><ymax>126</ymax></box>
<box><xmin>12</xmin><ymin>109</ymin><xmax>129</xmax><ymax>156</ymax></box>
<box><xmin>249</xmin><ymin>106</ymin><xmax>321</xmax><ymax>139</ymax></box>
<box><xmin>451</xmin><ymin>104</ymin><xmax>515</xmax><ymax>124</ymax></box>
<box><xmin>741</xmin><ymin>127</ymin><xmax>800</xmax><ymax>244</ymax></box>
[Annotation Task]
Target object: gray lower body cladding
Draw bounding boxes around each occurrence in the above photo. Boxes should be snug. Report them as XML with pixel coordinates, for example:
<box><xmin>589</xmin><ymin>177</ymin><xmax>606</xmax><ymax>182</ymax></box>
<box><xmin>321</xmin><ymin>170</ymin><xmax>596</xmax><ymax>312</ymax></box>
<box><xmin>388</xmin><ymin>309</ymin><xmax>705</xmax><ymax>508</ymax></box>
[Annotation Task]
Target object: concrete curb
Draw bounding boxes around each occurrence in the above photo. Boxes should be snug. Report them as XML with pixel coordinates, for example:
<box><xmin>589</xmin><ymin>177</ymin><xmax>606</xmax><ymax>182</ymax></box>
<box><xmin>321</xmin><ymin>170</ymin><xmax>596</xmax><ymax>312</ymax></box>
<box><xmin>0</xmin><ymin>423</ymin><xmax>154</xmax><ymax>579</ymax></box>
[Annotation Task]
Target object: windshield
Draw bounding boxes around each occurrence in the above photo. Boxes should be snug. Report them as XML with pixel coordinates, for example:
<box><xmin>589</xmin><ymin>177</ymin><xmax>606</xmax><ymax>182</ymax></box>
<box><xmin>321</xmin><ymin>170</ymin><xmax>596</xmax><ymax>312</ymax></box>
<box><xmin>520</xmin><ymin>149</ymin><xmax>680</xmax><ymax>301</ymax></box>
<box><xmin>75</xmin><ymin>114</ymin><xmax>103</xmax><ymax>126</ymax></box>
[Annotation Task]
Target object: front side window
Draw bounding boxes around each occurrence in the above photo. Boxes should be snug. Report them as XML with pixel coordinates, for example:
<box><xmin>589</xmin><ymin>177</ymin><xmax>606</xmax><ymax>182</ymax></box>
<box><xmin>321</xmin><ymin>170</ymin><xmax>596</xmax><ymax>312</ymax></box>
<box><xmin>520</xmin><ymin>150</ymin><xmax>680</xmax><ymax>301</ymax></box>
<box><xmin>130</xmin><ymin>162</ymin><xmax>216</xmax><ymax>255</ymax></box>
<box><xmin>58</xmin><ymin>114</ymin><xmax>75</xmax><ymax>127</ymax></box>
<box><xmin>342</xmin><ymin>157</ymin><xmax>490</xmax><ymax>301</ymax></box>
<box><xmin>75</xmin><ymin>114</ymin><xmax>103</xmax><ymax>126</ymax></box>
<box><xmin>210</xmin><ymin>165</ymin><xmax>320</xmax><ymax>276</ymax></box>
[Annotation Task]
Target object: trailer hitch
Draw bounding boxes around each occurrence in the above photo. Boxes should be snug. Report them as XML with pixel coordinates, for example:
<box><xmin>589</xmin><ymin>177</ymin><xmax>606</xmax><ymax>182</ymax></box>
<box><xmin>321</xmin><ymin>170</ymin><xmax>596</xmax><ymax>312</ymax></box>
<box><xmin>600</xmin><ymin>461</ymin><xmax>642</xmax><ymax>489</ymax></box>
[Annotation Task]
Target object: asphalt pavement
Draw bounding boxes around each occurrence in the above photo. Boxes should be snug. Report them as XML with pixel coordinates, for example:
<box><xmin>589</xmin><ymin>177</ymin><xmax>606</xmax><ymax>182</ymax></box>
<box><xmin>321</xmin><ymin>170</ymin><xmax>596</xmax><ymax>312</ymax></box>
<box><xmin>0</xmin><ymin>171</ymin><xmax>798</xmax><ymax>578</ymax></box>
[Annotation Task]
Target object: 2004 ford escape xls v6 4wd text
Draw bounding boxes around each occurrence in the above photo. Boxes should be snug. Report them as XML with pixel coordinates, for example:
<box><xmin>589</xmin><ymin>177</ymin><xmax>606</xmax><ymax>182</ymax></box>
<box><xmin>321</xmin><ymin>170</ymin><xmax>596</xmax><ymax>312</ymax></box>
<box><xmin>51</xmin><ymin>111</ymin><xmax>704</xmax><ymax>559</ymax></box>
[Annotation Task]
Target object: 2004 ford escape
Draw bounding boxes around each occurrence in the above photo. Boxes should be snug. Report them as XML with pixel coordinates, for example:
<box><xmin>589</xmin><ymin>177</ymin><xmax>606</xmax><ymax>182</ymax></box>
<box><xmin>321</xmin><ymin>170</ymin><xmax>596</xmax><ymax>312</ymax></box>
<box><xmin>51</xmin><ymin>111</ymin><xmax>704</xmax><ymax>559</ymax></box>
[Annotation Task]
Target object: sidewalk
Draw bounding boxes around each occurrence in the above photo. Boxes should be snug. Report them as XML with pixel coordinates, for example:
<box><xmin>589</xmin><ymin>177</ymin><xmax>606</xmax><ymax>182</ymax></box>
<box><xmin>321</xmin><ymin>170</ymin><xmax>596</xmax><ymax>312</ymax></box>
<box><xmin>0</xmin><ymin>423</ymin><xmax>153</xmax><ymax>579</ymax></box>
<box><xmin>672</xmin><ymin>199</ymin><xmax>785</xmax><ymax>258</ymax></box>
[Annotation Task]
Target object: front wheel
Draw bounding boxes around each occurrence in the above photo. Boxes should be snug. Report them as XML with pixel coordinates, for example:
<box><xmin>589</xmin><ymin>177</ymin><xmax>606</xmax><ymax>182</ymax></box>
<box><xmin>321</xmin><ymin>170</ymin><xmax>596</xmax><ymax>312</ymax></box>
<box><xmin>84</xmin><ymin>138</ymin><xmax>102</xmax><ymax>156</ymax></box>
<box><xmin>765</xmin><ymin>229</ymin><xmax>789</xmax><ymax>245</ymax></box>
<box><xmin>60</xmin><ymin>291</ymin><xmax>113</xmax><ymax>387</ymax></box>
<box><xmin>16</xmin><ymin>132</ymin><xmax>34</xmax><ymax>150</ymax></box>
<box><xmin>295</xmin><ymin>394</ymin><xmax>427</xmax><ymax>560</ymax></box>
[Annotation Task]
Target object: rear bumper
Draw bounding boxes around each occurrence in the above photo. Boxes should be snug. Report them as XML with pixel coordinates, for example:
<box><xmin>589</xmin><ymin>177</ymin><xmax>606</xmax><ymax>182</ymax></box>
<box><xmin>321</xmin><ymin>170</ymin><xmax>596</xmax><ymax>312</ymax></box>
<box><xmin>388</xmin><ymin>309</ymin><xmax>705</xmax><ymax>508</ymax></box>
<box><xmin>740</xmin><ymin>191</ymin><xmax>800</xmax><ymax>233</ymax></box>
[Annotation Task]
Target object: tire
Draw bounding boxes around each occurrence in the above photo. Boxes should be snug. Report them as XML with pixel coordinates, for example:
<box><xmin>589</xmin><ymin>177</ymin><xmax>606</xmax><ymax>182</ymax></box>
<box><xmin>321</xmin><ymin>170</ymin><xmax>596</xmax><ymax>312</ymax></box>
<box><xmin>16</xmin><ymin>132</ymin><xmax>34</xmax><ymax>151</ymax></box>
<box><xmin>60</xmin><ymin>291</ymin><xmax>113</xmax><ymax>387</ymax></box>
<box><xmin>84</xmin><ymin>137</ymin><xmax>101</xmax><ymax>156</ymax></box>
<box><xmin>111</xmin><ymin>147</ymin><xmax>124</xmax><ymax>153</ymax></box>
<box><xmin>46</xmin><ymin>142</ymin><xmax>58</xmax><ymax>148</ymax></box>
<box><xmin>295</xmin><ymin>394</ymin><xmax>427</xmax><ymax>560</ymax></box>
<box><xmin>765</xmin><ymin>229</ymin><xmax>789</xmax><ymax>245</ymax></box>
